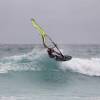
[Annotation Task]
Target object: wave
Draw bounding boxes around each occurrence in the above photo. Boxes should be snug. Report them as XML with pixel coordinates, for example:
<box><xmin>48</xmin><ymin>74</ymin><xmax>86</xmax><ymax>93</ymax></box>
<box><xmin>0</xmin><ymin>48</ymin><xmax>100</xmax><ymax>76</ymax></box>
<box><xmin>0</xmin><ymin>96</ymin><xmax>100</xmax><ymax>100</ymax></box>
<box><xmin>60</xmin><ymin>58</ymin><xmax>100</xmax><ymax>76</ymax></box>
<box><xmin>1</xmin><ymin>96</ymin><xmax>100</xmax><ymax>100</ymax></box>
<box><xmin>0</xmin><ymin>48</ymin><xmax>47</xmax><ymax>73</ymax></box>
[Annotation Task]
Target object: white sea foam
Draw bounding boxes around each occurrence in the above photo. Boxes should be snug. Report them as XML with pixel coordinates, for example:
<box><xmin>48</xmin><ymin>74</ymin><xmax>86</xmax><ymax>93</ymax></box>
<box><xmin>0</xmin><ymin>96</ymin><xmax>100</xmax><ymax>100</ymax></box>
<box><xmin>60</xmin><ymin>57</ymin><xmax>100</xmax><ymax>76</ymax></box>
<box><xmin>0</xmin><ymin>49</ymin><xmax>46</xmax><ymax>73</ymax></box>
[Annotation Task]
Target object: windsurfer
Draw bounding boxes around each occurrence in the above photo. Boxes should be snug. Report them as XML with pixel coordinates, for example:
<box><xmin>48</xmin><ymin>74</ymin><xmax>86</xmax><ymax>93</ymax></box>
<box><xmin>47</xmin><ymin>48</ymin><xmax>72</xmax><ymax>61</ymax></box>
<box><xmin>31</xmin><ymin>19</ymin><xmax>72</xmax><ymax>61</ymax></box>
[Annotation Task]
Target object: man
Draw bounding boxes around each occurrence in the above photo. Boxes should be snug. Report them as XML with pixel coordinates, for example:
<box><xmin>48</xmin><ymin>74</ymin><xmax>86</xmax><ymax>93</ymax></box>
<box><xmin>47</xmin><ymin>48</ymin><xmax>72</xmax><ymax>61</ymax></box>
<box><xmin>47</xmin><ymin>48</ymin><xmax>63</xmax><ymax>59</ymax></box>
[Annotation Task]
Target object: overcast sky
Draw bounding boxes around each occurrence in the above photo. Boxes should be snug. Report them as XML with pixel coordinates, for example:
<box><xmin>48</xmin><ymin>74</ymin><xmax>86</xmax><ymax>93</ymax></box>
<box><xmin>0</xmin><ymin>0</ymin><xmax>100</xmax><ymax>44</ymax></box>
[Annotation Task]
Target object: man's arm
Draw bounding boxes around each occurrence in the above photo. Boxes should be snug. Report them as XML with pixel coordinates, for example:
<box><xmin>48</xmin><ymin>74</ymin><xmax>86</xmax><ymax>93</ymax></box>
<box><xmin>53</xmin><ymin>50</ymin><xmax>62</xmax><ymax>56</ymax></box>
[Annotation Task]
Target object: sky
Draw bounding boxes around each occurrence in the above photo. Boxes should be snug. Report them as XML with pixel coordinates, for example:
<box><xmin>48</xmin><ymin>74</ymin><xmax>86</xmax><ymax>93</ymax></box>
<box><xmin>0</xmin><ymin>0</ymin><xmax>100</xmax><ymax>44</ymax></box>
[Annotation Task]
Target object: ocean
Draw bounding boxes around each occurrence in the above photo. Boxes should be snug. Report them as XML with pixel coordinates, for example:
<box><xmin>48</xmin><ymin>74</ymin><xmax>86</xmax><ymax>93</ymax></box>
<box><xmin>0</xmin><ymin>44</ymin><xmax>100</xmax><ymax>100</ymax></box>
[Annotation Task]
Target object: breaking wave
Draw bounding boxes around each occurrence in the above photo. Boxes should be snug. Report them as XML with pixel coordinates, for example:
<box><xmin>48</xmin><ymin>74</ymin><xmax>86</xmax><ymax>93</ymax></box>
<box><xmin>0</xmin><ymin>48</ymin><xmax>47</xmax><ymax>73</ymax></box>
<box><xmin>0</xmin><ymin>48</ymin><xmax>100</xmax><ymax>76</ymax></box>
<box><xmin>60</xmin><ymin>58</ymin><xmax>100</xmax><ymax>76</ymax></box>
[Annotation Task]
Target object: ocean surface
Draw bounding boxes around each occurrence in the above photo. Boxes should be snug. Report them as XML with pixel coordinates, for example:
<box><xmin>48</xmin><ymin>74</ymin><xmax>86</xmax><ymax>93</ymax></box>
<box><xmin>0</xmin><ymin>44</ymin><xmax>100</xmax><ymax>100</ymax></box>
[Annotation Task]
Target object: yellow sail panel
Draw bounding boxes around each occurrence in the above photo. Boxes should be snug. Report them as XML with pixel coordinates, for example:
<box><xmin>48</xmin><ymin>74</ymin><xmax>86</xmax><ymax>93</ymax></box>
<box><xmin>31</xmin><ymin>19</ymin><xmax>55</xmax><ymax>48</ymax></box>
<box><xmin>31</xmin><ymin>19</ymin><xmax>46</xmax><ymax>39</ymax></box>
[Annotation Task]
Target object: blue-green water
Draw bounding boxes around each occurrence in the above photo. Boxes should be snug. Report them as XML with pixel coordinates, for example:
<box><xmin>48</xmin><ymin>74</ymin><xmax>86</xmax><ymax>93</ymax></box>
<box><xmin>0</xmin><ymin>44</ymin><xmax>100</xmax><ymax>100</ymax></box>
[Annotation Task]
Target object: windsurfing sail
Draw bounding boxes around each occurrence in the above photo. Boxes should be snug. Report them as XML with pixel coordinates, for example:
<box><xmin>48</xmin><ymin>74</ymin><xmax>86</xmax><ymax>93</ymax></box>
<box><xmin>31</xmin><ymin>19</ymin><xmax>46</xmax><ymax>46</ymax></box>
<box><xmin>31</xmin><ymin>18</ymin><xmax>64</xmax><ymax>56</ymax></box>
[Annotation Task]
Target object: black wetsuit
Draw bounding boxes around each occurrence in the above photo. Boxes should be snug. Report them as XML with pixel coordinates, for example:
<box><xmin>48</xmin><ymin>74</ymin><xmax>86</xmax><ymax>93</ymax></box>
<box><xmin>47</xmin><ymin>48</ymin><xmax>63</xmax><ymax>59</ymax></box>
<box><xmin>47</xmin><ymin>49</ymin><xmax>55</xmax><ymax>58</ymax></box>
